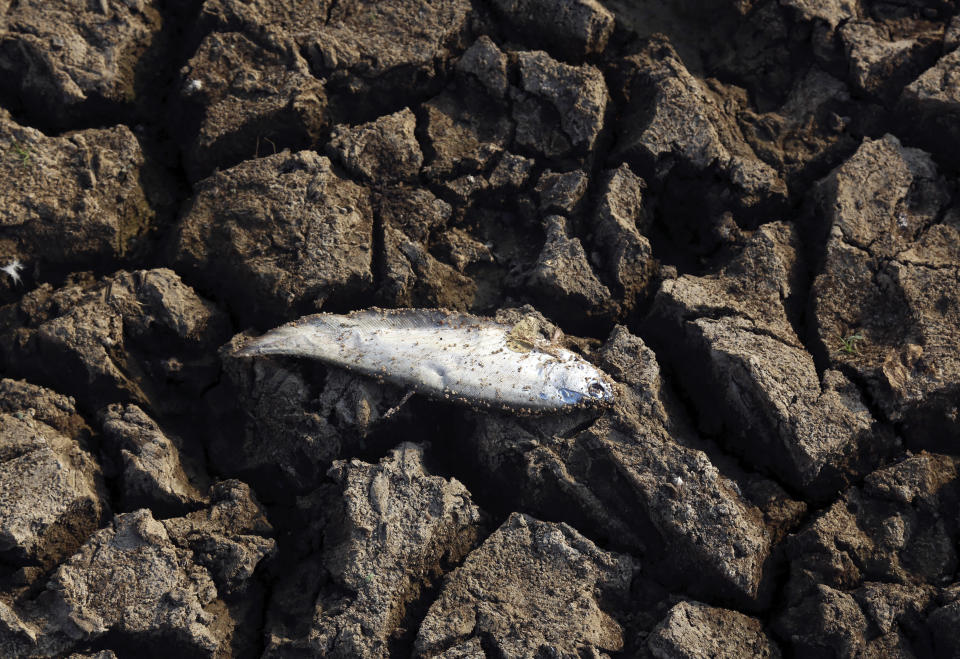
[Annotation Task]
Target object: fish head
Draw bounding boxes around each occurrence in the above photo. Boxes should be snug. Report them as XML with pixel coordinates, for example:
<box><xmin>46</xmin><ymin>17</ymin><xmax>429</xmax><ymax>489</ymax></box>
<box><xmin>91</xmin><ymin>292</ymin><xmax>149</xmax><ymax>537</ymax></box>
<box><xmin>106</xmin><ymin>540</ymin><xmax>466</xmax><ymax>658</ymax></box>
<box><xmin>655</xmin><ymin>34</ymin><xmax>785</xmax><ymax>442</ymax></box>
<box><xmin>541</xmin><ymin>358</ymin><xmax>615</xmax><ymax>408</ymax></box>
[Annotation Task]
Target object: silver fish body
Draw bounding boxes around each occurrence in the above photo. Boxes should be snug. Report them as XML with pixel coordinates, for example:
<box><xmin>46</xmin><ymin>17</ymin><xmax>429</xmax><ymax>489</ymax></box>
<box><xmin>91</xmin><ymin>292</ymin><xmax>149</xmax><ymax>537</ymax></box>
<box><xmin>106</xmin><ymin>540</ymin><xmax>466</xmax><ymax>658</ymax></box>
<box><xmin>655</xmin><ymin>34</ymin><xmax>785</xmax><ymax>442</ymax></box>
<box><xmin>234</xmin><ymin>308</ymin><xmax>615</xmax><ymax>411</ymax></box>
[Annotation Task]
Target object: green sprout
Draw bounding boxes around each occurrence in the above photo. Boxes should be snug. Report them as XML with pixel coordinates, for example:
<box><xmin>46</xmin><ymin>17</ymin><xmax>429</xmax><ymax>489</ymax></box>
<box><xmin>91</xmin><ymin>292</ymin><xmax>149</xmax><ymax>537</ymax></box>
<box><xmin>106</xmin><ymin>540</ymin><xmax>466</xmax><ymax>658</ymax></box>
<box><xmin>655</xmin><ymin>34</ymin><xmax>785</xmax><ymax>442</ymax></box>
<box><xmin>10</xmin><ymin>142</ymin><xmax>31</xmax><ymax>166</ymax></box>
<box><xmin>838</xmin><ymin>332</ymin><xmax>865</xmax><ymax>355</ymax></box>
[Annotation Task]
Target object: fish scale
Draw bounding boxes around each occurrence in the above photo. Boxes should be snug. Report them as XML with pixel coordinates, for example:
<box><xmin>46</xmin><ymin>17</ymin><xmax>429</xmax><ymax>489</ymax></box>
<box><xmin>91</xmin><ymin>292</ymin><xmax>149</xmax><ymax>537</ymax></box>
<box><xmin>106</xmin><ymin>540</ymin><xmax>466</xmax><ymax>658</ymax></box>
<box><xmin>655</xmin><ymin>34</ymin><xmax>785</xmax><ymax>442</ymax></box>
<box><xmin>235</xmin><ymin>308</ymin><xmax>615</xmax><ymax>412</ymax></box>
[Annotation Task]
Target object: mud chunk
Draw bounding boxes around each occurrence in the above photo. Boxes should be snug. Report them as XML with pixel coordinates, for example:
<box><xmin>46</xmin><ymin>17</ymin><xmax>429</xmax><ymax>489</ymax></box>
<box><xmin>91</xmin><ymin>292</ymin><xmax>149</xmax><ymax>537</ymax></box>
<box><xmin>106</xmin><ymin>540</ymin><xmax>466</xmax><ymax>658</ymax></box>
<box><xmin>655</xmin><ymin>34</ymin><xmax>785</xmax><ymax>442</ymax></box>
<box><xmin>777</xmin><ymin>66</ymin><xmax>852</xmax><ymax>126</ymax></box>
<box><xmin>646</xmin><ymin>220</ymin><xmax>806</xmax><ymax>343</ymax></box>
<box><xmin>487</xmin><ymin>151</ymin><xmax>535</xmax><ymax>190</ymax></box>
<box><xmin>422</xmin><ymin>87</ymin><xmax>512</xmax><ymax>180</ymax></box>
<box><xmin>590</xmin><ymin>164</ymin><xmax>655</xmax><ymax>312</ymax></box>
<box><xmin>736</xmin><ymin>68</ymin><xmax>854</xmax><ymax>191</ymax></box>
<box><xmin>839</xmin><ymin>19</ymin><xmax>943</xmax><ymax>101</ymax></box>
<box><xmin>594</xmin><ymin>163</ymin><xmax>650</xmax><ymax>232</ymax></box>
<box><xmin>0</xmin><ymin>378</ymin><xmax>89</xmax><ymax>441</ymax></box>
<box><xmin>442</xmin><ymin>155</ymin><xmax>533</xmax><ymax>202</ymax></box>
<box><xmin>44</xmin><ymin>510</ymin><xmax>219</xmax><ymax>653</ymax></box>
<box><xmin>929</xmin><ymin>597</ymin><xmax>960</xmax><ymax>657</ymax></box>
<box><xmin>686</xmin><ymin>1</ymin><xmax>792</xmax><ymax>102</ymax></box>
<box><xmin>945</xmin><ymin>15</ymin><xmax>960</xmax><ymax>52</ymax></box>
<box><xmin>161</xmin><ymin>480</ymin><xmax>275</xmax><ymax>600</ymax></box>
<box><xmin>0</xmin><ymin>413</ymin><xmax>105</xmax><ymax>568</ymax></box>
<box><xmin>512</xmin><ymin>50</ymin><xmax>608</xmax><ymax>158</ymax></box>
<box><xmin>598</xmin><ymin>328</ymin><xmax>776</xmax><ymax>602</ymax></box>
<box><xmin>864</xmin><ymin>450</ymin><xmax>959</xmax><ymax>505</ymax></box>
<box><xmin>535</xmin><ymin>169</ymin><xmax>589</xmax><ymax>215</ymax></box>
<box><xmin>174</xmin><ymin>31</ymin><xmax>327</xmax><ymax>183</ymax></box>
<box><xmin>308</xmin><ymin>0</ymin><xmax>470</xmax><ymax>80</ymax></box>
<box><xmin>792</xmin><ymin>452</ymin><xmax>960</xmax><ymax>586</ymax></box>
<box><xmin>35</xmin><ymin>485</ymin><xmax>273</xmax><ymax>656</ymax></box>
<box><xmin>434</xmin><ymin>228</ymin><xmax>495</xmax><ymax>273</ymax></box>
<box><xmin>673</xmin><ymin>318</ymin><xmax>882</xmax><ymax>494</ymax></box>
<box><xmin>648</xmin><ymin>601</ymin><xmax>781</xmax><ymax>658</ymax></box>
<box><xmin>855</xmin><ymin>582</ymin><xmax>935</xmax><ymax>644</ymax></box>
<box><xmin>0</xmin><ymin>602</ymin><xmax>39</xmax><ymax>657</ymax></box>
<box><xmin>0</xmin><ymin>269</ymin><xmax>229</xmax><ymax>413</ymax></box>
<box><xmin>466</xmin><ymin>326</ymin><xmax>776</xmax><ymax>605</ymax></box>
<box><xmin>382</xmin><ymin>225</ymin><xmax>477</xmax><ymax>310</ymax></box>
<box><xmin>200</xmin><ymin>0</ymin><xmax>470</xmax><ymax>114</ymax></box>
<box><xmin>378</xmin><ymin>185</ymin><xmax>452</xmax><ymax>244</ymax></box>
<box><xmin>0</xmin><ymin>0</ymin><xmax>162</xmax><ymax>125</ymax></box>
<box><xmin>373</xmin><ymin>186</ymin><xmax>475</xmax><ymax>308</ymax></box>
<box><xmin>615</xmin><ymin>37</ymin><xmax>786</xmax><ymax>211</ymax></box>
<box><xmin>776</xmin><ymin>452</ymin><xmax>959</xmax><ymax>656</ymax></box>
<box><xmin>415</xmin><ymin>512</ymin><xmax>635</xmax><ymax>657</ymax></box>
<box><xmin>527</xmin><ymin>215</ymin><xmax>613</xmax><ymax>321</ymax></box>
<box><xmin>811</xmin><ymin>135</ymin><xmax>959</xmax><ymax>449</ymax></box>
<box><xmin>304</xmin><ymin>0</ymin><xmax>471</xmax><ymax>115</ymax></box>
<box><xmin>422</xmin><ymin>37</ymin><xmax>514</xmax><ymax>181</ymax></box>
<box><xmin>264</xmin><ymin>444</ymin><xmax>485</xmax><ymax>657</ymax></box>
<box><xmin>100</xmin><ymin>404</ymin><xmax>208</xmax><ymax>515</ymax></box>
<box><xmin>588</xmin><ymin>422</ymin><xmax>771</xmax><ymax>604</ymax></box>
<box><xmin>490</xmin><ymin>0</ymin><xmax>614</xmax><ymax>58</ymax></box>
<box><xmin>899</xmin><ymin>48</ymin><xmax>960</xmax><ymax>168</ymax></box>
<box><xmin>439</xmin><ymin>172</ymin><xmax>488</xmax><ymax>202</ymax></box>
<box><xmin>777</xmin><ymin>585</ymin><xmax>870</xmax><ymax>657</ymax></box>
<box><xmin>0</xmin><ymin>109</ymin><xmax>155</xmax><ymax>273</ymax></box>
<box><xmin>196</xmin><ymin>0</ymin><xmax>333</xmax><ymax>44</ymax></box>
<box><xmin>173</xmin><ymin>150</ymin><xmax>374</xmax><ymax>323</ymax></box>
<box><xmin>648</xmin><ymin>222</ymin><xmax>893</xmax><ymax>496</ymax></box>
<box><xmin>429</xmin><ymin>638</ymin><xmax>484</xmax><ymax>657</ymax></box>
<box><xmin>780</xmin><ymin>0</ymin><xmax>862</xmax><ymax>34</ymax></box>
<box><xmin>797</xmin><ymin>586</ymin><xmax>932</xmax><ymax>657</ymax></box>
<box><xmin>327</xmin><ymin>107</ymin><xmax>423</xmax><ymax>184</ymax></box>
<box><xmin>780</xmin><ymin>0</ymin><xmax>864</xmax><ymax>61</ymax></box>
<box><xmin>455</xmin><ymin>35</ymin><xmax>509</xmax><ymax>98</ymax></box>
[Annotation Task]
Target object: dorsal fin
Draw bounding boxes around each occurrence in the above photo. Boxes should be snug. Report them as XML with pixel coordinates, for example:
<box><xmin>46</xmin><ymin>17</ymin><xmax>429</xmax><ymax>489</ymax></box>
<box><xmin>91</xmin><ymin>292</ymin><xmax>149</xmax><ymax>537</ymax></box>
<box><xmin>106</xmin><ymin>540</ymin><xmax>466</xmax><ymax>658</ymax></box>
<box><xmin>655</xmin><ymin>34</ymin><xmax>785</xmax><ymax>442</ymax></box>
<box><xmin>322</xmin><ymin>308</ymin><xmax>503</xmax><ymax>333</ymax></box>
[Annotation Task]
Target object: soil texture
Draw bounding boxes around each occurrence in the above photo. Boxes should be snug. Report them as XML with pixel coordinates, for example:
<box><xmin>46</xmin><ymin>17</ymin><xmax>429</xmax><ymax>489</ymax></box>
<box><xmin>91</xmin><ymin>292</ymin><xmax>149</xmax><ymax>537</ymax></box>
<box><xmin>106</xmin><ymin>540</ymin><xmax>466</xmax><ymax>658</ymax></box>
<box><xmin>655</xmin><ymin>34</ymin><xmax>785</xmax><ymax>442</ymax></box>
<box><xmin>1</xmin><ymin>0</ymin><xmax>960</xmax><ymax>657</ymax></box>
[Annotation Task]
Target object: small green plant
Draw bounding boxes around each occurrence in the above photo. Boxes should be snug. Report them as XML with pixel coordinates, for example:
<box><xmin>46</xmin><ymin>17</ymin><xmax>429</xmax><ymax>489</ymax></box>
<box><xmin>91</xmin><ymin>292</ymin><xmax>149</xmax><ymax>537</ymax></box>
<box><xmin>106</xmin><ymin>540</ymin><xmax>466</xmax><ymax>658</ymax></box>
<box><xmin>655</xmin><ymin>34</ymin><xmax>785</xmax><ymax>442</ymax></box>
<box><xmin>838</xmin><ymin>332</ymin><xmax>865</xmax><ymax>355</ymax></box>
<box><xmin>10</xmin><ymin>142</ymin><xmax>31</xmax><ymax>166</ymax></box>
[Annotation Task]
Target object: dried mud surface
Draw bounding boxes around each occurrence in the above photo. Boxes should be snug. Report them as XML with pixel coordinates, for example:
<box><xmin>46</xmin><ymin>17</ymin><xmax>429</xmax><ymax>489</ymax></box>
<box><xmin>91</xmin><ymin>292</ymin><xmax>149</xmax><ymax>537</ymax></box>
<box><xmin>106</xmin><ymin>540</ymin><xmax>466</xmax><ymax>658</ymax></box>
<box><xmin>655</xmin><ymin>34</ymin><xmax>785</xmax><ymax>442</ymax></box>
<box><xmin>1</xmin><ymin>0</ymin><xmax>960</xmax><ymax>657</ymax></box>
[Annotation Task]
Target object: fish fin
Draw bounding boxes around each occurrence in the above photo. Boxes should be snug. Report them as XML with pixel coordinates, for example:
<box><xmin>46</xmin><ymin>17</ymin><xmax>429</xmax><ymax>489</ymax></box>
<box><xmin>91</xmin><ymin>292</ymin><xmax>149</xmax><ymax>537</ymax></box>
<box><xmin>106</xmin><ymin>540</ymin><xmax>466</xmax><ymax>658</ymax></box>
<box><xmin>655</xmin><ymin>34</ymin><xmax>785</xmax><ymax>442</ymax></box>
<box><xmin>382</xmin><ymin>389</ymin><xmax>416</xmax><ymax>420</ymax></box>
<box><xmin>342</xmin><ymin>308</ymin><xmax>499</xmax><ymax>332</ymax></box>
<box><xmin>506</xmin><ymin>317</ymin><xmax>544</xmax><ymax>352</ymax></box>
<box><xmin>234</xmin><ymin>308</ymin><xmax>500</xmax><ymax>359</ymax></box>
<box><xmin>233</xmin><ymin>317</ymin><xmax>342</xmax><ymax>357</ymax></box>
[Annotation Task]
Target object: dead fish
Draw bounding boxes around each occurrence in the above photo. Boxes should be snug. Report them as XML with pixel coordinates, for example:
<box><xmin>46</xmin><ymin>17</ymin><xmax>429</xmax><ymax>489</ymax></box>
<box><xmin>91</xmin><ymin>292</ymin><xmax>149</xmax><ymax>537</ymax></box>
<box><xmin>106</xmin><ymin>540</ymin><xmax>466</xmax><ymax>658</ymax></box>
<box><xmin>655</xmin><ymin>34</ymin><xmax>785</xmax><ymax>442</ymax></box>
<box><xmin>234</xmin><ymin>308</ymin><xmax>615</xmax><ymax>412</ymax></box>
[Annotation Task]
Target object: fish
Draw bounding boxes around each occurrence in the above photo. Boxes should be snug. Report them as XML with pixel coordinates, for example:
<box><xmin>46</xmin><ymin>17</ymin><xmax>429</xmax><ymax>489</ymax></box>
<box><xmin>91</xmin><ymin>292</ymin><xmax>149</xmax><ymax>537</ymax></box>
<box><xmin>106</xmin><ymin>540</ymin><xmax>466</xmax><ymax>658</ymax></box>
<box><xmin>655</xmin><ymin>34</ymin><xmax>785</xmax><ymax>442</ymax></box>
<box><xmin>234</xmin><ymin>308</ymin><xmax>615</xmax><ymax>412</ymax></box>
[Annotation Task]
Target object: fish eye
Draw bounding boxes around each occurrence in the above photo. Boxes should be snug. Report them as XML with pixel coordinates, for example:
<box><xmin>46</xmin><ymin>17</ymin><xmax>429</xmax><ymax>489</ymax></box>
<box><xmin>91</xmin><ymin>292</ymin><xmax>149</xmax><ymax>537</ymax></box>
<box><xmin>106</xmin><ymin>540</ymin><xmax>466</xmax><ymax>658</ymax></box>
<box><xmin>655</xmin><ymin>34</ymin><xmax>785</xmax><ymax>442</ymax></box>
<box><xmin>588</xmin><ymin>381</ymin><xmax>607</xmax><ymax>398</ymax></box>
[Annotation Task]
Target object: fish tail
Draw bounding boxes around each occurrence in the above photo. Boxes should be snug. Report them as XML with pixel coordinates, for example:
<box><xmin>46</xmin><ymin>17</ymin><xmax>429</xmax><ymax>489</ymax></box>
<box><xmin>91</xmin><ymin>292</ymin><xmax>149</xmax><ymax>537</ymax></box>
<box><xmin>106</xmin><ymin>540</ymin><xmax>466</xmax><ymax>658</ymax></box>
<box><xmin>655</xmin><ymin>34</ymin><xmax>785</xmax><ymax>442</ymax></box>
<box><xmin>234</xmin><ymin>329</ymin><xmax>295</xmax><ymax>357</ymax></box>
<box><xmin>233</xmin><ymin>326</ymin><xmax>316</xmax><ymax>357</ymax></box>
<box><xmin>234</xmin><ymin>319</ymin><xmax>337</xmax><ymax>358</ymax></box>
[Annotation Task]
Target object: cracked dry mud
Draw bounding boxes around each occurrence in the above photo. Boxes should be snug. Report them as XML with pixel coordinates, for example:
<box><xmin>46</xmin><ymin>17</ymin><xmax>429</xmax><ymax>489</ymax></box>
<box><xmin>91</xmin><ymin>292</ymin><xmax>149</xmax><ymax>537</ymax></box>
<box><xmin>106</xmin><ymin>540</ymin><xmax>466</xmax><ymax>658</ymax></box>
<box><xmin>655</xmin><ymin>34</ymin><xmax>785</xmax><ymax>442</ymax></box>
<box><xmin>0</xmin><ymin>0</ymin><xmax>959</xmax><ymax>657</ymax></box>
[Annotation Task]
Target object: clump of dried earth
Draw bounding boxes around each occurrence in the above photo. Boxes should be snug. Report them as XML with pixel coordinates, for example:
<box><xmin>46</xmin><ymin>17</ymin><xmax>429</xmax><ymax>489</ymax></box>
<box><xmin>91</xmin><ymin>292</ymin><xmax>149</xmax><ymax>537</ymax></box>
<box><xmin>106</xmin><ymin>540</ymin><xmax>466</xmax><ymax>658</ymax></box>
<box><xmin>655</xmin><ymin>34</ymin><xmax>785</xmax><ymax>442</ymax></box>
<box><xmin>1</xmin><ymin>0</ymin><xmax>959</xmax><ymax>656</ymax></box>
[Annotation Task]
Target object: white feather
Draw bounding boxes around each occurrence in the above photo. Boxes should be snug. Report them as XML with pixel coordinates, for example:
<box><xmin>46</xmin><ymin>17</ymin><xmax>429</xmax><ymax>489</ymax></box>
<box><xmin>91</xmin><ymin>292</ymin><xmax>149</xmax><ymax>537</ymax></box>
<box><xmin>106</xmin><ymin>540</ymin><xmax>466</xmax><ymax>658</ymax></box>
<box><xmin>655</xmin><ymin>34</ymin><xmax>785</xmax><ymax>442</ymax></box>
<box><xmin>1</xmin><ymin>258</ymin><xmax>24</xmax><ymax>285</ymax></box>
